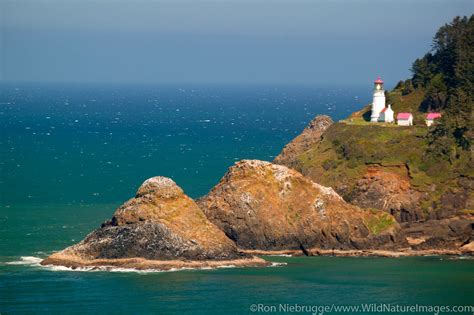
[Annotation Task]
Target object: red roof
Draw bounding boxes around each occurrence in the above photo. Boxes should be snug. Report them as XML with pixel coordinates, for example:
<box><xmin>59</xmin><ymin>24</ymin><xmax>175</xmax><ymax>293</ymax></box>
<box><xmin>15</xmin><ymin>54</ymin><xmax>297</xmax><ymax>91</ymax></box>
<box><xmin>374</xmin><ymin>76</ymin><xmax>384</xmax><ymax>84</ymax></box>
<box><xmin>426</xmin><ymin>113</ymin><xmax>442</xmax><ymax>120</ymax></box>
<box><xmin>381</xmin><ymin>108</ymin><xmax>387</xmax><ymax>113</ymax></box>
<box><xmin>397</xmin><ymin>113</ymin><xmax>412</xmax><ymax>120</ymax></box>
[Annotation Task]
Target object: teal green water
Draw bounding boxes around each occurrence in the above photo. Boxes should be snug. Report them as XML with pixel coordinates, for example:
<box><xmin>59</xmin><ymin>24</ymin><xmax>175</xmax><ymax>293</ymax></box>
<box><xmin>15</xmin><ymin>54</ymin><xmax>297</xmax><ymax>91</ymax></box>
<box><xmin>1</xmin><ymin>84</ymin><xmax>473</xmax><ymax>314</ymax></box>
<box><xmin>2</xmin><ymin>254</ymin><xmax>473</xmax><ymax>314</ymax></box>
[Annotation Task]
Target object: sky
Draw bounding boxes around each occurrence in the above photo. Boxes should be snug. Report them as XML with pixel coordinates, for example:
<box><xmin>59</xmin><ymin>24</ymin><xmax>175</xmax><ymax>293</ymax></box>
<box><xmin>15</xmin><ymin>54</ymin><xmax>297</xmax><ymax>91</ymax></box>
<box><xmin>1</xmin><ymin>0</ymin><xmax>473</xmax><ymax>86</ymax></box>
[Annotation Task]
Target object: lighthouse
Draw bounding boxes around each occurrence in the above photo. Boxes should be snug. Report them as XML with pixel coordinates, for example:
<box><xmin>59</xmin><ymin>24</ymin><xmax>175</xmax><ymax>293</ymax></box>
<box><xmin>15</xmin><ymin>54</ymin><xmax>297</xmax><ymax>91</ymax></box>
<box><xmin>370</xmin><ymin>76</ymin><xmax>386</xmax><ymax>122</ymax></box>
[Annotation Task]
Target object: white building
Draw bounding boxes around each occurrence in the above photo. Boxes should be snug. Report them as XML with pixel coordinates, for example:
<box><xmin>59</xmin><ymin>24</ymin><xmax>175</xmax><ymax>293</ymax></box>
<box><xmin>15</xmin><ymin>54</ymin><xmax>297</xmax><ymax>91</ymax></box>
<box><xmin>397</xmin><ymin>113</ymin><xmax>413</xmax><ymax>126</ymax></box>
<box><xmin>425</xmin><ymin>113</ymin><xmax>442</xmax><ymax>126</ymax></box>
<box><xmin>379</xmin><ymin>105</ymin><xmax>394</xmax><ymax>123</ymax></box>
<box><xmin>370</xmin><ymin>76</ymin><xmax>386</xmax><ymax>122</ymax></box>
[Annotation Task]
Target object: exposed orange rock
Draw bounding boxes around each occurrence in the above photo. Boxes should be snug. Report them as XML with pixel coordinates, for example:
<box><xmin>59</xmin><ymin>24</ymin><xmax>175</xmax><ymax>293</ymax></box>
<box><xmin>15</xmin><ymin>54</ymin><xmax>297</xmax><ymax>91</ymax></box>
<box><xmin>272</xmin><ymin>113</ymin><xmax>473</xmax><ymax>253</ymax></box>
<box><xmin>460</xmin><ymin>241</ymin><xmax>474</xmax><ymax>254</ymax></box>
<box><xmin>400</xmin><ymin>215</ymin><xmax>474</xmax><ymax>251</ymax></box>
<box><xmin>42</xmin><ymin>176</ymin><xmax>265</xmax><ymax>270</ymax></box>
<box><xmin>349</xmin><ymin>165</ymin><xmax>425</xmax><ymax>222</ymax></box>
<box><xmin>198</xmin><ymin>160</ymin><xmax>400</xmax><ymax>251</ymax></box>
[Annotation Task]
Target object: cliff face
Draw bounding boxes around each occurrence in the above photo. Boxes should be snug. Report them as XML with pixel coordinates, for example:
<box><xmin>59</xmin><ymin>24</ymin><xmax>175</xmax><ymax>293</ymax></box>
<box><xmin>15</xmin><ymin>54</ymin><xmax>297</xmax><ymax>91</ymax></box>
<box><xmin>347</xmin><ymin>166</ymin><xmax>425</xmax><ymax>222</ymax></box>
<box><xmin>401</xmin><ymin>215</ymin><xmax>474</xmax><ymax>251</ymax></box>
<box><xmin>43</xmin><ymin>117</ymin><xmax>472</xmax><ymax>268</ymax></box>
<box><xmin>272</xmin><ymin>116</ymin><xmax>473</xmax><ymax>252</ymax></box>
<box><xmin>274</xmin><ymin>118</ymin><xmax>473</xmax><ymax>224</ymax></box>
<box><xmin>42</xmin><ymin>177</ymin><xmax>267</xmax><ymax>269</ymax></box>
<box><xmin>198</xmin><ymin>160</ymin><xmax>400</xmax><ymax>251</ymax></box>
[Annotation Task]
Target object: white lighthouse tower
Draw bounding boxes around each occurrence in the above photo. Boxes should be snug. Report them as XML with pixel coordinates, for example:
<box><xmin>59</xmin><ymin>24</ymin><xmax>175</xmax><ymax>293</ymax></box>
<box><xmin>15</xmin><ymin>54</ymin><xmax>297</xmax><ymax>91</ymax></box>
<box><xmin>370</xmin><ymin>76</ymin><xmax>386</xmax><ymax>122</ymax></box>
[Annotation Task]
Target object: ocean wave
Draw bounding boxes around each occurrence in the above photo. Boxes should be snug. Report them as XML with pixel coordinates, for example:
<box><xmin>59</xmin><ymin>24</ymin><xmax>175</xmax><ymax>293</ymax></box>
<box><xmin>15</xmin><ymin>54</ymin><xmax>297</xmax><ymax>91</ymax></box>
<box><xmin>41</xmin><ymin>264</ymin><xmax>252</xmax><ymax>273</ymax></box>
<box><xmin>216</xmin><ymin>264</ymin><xmax>236</xmax><ymax>269</ymax></box>
<box><xmin>5</xmin><ymin>256</ymin><xmax>43</xmax><ymax>266</ymax></box>
<box><xmin>45</xmin><ymin>265</ymin><xmax>169</xmax><ymax>273</ymax></box>
<box><xmin>442</xmin><ymin>255</ymin><xmax>474</xmax><ymax>260</ymax></box>
<box><xmin>4</xmin><ymin>256</ymin><xmax>164</xmax><ymax>273</ymax></box>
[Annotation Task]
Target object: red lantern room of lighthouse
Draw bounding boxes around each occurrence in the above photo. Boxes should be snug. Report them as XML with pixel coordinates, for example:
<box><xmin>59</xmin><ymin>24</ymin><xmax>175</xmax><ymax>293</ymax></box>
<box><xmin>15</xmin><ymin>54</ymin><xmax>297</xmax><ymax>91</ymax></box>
<box><xmin>374</xmin><ymin>76</ymin><xmax>384</xmax><ymax>91</ymax></box>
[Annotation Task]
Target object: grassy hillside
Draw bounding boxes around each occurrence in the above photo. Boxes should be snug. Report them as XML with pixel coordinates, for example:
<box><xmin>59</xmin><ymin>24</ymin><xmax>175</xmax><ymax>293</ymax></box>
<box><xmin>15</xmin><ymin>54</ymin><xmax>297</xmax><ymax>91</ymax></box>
<box><xmin>284</xmin><ymin>15</ymin><xmax>473</xmax><ymax>219</ymax></box>
<box><xmin>293</xmin><ymin>122</ymin><xmax>472</xmax><ymax>216</ymax></box>
<box><xmin>346</xmin><ymin>88</ymin><xmax>426</xmax><ymax>125</ymax></box>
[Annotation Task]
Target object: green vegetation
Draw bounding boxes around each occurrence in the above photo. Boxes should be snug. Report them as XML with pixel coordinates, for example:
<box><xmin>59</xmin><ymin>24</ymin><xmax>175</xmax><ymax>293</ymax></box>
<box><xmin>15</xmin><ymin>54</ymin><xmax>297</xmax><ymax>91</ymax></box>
<box><xmin>345</xmin><ymin>89</ymin><xmax>426</xmax><ymax>126</ymax></box>
<box><xmin>364</xmin><ymin>210</ymin><xmax>396</xmax><ymax>235</ymax></box>
<box><xmin>399</xmin><ymin>15</ymin><xmax>473</xmax><ymax>160</ymax></box>
<box><xmin>350</xmin><ymin>15</ymin><xmax>472</xmax><ymax>163</ymax></box>
<box><xmin>298</xmin><ymin>123</ymin><xmax>427</xmax><ymax>187</ymax></box>
<box><xmin>294</xmin><ymin>121</ymin><xmax>472</xmax><ymax>215</ymax></box>
<box><xmin>386</xmin><ymin>89</ymin><xmax>427</xmax><ymax>125</ymax></box>
<box><xmin>291</xmin><ymin>16</ymin><xmax>473</xmax><ymax>218</ymax></box>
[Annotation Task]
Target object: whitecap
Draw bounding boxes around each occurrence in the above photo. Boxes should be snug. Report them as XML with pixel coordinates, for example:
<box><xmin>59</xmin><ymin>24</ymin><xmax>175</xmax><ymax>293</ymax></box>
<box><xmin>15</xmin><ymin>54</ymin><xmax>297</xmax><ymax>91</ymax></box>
<box><xmin>6</xmin><ymin>256</ymin><xmax>42</xmax><ymax>266</ymax></box>
<box><xmin>41</xmin><ymin>264</ymin><xmax>166</xmax><ymax>273</ymax></box>
<box><xmin>39</xmin><ymin>264</ymin><xmax>223</xmax><ymax>274</ymax></box>
<box><xmin>6</xmin><ymin>257</ymin><xmax>286</xmax><ymax>273</ymax></box>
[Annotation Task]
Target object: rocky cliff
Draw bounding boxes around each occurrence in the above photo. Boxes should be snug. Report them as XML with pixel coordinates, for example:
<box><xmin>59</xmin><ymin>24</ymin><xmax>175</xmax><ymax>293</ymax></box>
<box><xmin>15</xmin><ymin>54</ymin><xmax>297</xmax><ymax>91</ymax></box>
<box><xmin>274</xmin><ymin>119</ymin><xmax>473</xmax><ymax>222</ymax></box>
<box><xmin>401</xmin><ymin>215</ymin><xmax>474</xmax><ymax>251</ymax></box>
<box><xmin>274</xmin><ymin>115</ymin><xmax>333</xmax><ymax>168</ymax></box>
<box><xmin>43</xmin><ymin>120</ymin><xmax>472</xmax><ymax>269</ymax></box>
<box><xmin>273</xmin><ymin>116</ymin><xmax>473</xmax><ymax>252</ymax></box>
<box><xmin>198</xmin><ymin>160</ymin><xmax>400</xmax><ymax>251</ymax></box>
<box><xmin>41</xmin><ymin>177</ymin><xmax>268</xmax><ymax>270</ymax></box>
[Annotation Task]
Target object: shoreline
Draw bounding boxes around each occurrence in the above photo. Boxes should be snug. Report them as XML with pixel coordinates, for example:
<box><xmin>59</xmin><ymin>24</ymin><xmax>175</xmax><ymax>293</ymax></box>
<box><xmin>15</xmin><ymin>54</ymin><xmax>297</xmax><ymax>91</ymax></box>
<box><xmin>40</xmin><ymin>253</ymin><xmax>271</xmax><ymax>271</ymax></box>
<box><xmin>240</xmin><ymin>247</ymin><xmax>473</xmax><ymax>258</ymax></box>
<box><xmin>36</xmin><ymin>247</ymin><xmax>474</xmax><ymax>272</ymax></box>
<box><xmin>41</xmin><ymin>246</ymin><xmax>474</xmax><ymax>271</ymax></box>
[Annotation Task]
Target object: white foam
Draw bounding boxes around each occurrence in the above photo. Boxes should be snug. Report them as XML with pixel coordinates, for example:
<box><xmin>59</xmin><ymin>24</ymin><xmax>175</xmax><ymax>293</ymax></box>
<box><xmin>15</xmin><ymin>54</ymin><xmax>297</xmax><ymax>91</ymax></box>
<box><xmin>41</xmin><ymin>264</ymin><xmax>169</xmax><ymax>273</ymax></box>
<box><xmin>445</xmin><ymin>255</ymin><xmax>473</xmax><ymax>260</ymax></box>
<box><xmin>6</xmin><ymin>256</ymin><xmax>42</xmax><ymax>266</ymax></box>
<box><xmin>6</xmin><ymin>256</ymin><xmax>287</xmax><ymax>273</ymax></box>
<box><xmin>39</xmin><ymin>263</ymin><xmax>236</xmax><ymax>273</ymax></box>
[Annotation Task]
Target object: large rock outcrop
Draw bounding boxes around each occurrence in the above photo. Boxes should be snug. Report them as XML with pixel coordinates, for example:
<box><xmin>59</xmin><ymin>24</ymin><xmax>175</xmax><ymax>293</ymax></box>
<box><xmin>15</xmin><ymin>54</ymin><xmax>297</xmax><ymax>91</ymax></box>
<box><xmin>273</xmin><ymin>115</ymin><xmax>333</xmax><ymax>168</ymax></box>
<box><xmin>272</xmin><ymin>114</ymin><xmax>473</xmax><ymax>253</ymax></box>
<box><xmin>274</xmin><ymin>116</ymin><xmax>473</xmax><ymax>224</ymax></box>
<box><xmin>347</xmin><ymin>166</ymin><xmax>425</xmax><ymax>222</ymax></box>
<box><xmin>401</xmin><ymin>215</ymin><xmax>474</xmax><ymax>250</ymax></box>
<box><xmin>198</xmin><ymin>160</ymin><xmax>400</xmax><ymax>251</ymax></box>
<box><xmin>41</xmin><ymin>177</ymin><xmax>267</xmax><ymax>270</ymax></box>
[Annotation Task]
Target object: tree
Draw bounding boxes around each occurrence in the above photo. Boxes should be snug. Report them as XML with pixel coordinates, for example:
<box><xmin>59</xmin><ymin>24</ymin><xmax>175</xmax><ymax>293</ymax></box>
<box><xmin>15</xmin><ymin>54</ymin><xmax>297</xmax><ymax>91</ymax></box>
<box><xmin>411</xmin><ymin>54</ymin><xmax>435</xmax><ymax>88</ymax></box>
<box><xmin>420</xmin><ymin>74</ymin><xmax>447</xmax><ymax>111</ymax></box>
<box><xmin>427</xmin><ymin>15</ymin><xmax>474</xmax><ymax>156</ymax></box>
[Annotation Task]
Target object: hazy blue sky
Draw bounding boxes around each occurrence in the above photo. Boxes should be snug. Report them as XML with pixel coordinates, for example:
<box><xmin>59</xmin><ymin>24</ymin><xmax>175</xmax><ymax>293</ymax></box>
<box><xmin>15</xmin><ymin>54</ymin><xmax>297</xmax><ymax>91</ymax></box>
<box><xmin>1</xmin><ymin>0</ymin><xmax>473</xmax><ymax>86</ymax></box>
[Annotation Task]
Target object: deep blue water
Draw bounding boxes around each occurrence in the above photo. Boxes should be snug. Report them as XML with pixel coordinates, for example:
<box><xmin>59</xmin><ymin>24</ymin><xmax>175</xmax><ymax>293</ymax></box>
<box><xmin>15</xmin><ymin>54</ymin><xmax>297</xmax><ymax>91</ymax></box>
<box><xmin>1</xmin><ymin>83</ymin><xmax>473</xmax><ymax>314</ymax></box>
<box><xmin>0</xmin><ymin>83</ymin><xmax>367</xmax><ymax>204</ymax></box>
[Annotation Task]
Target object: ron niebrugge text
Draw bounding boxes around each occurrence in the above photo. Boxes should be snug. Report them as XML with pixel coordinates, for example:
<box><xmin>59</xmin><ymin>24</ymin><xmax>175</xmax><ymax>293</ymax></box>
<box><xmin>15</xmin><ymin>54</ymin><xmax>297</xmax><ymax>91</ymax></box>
<box><xmin>249</xmin><ymin>303</ymin><xmax>474</xmax><ymax>314</ymax></box>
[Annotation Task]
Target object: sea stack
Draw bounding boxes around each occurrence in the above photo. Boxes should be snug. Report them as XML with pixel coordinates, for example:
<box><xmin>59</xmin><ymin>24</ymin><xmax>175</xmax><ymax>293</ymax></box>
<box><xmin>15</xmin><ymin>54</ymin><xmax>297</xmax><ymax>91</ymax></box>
<box><xmin>41</xmin><ymin>176</ymin><xmax>268</xmax><ymax>270</ymax></box>
<box><xmin>198</xmin><ymin>160</ymin><xmax>401</xmax><ymax>252</ymax></box>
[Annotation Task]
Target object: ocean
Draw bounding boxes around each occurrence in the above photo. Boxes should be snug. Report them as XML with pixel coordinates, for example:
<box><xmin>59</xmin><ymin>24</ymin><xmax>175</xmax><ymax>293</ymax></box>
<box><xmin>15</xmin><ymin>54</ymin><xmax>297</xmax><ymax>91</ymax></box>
<box><xmin>1</xmin><ymin>83</ymin><xmax>473</xmax><ymax>314</ymax></box>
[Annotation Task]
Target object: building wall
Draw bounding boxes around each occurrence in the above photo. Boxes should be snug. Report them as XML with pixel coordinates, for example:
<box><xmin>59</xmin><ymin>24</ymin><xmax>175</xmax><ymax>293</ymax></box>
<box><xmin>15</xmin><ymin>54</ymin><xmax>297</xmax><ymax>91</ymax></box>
<box><xmin>397</xmin><ymin>118</ymin><xmax>412</xmax><ymax>126</ymax></box>
<box><xmin>371</xmin><ymin>90</ymin><xmax>385</xmax><ymax>122</ymax></box>
<box><xmin>379</xmin><ymin>110</ymin><xmax>394</xmax><ymax>123</ymax></box>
